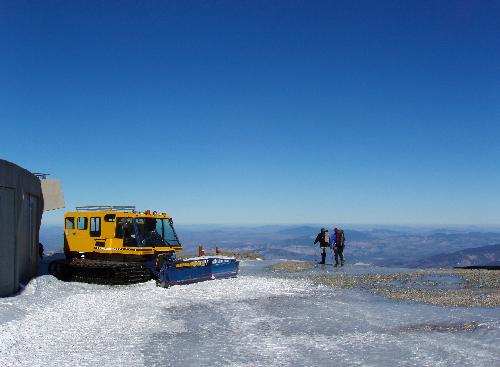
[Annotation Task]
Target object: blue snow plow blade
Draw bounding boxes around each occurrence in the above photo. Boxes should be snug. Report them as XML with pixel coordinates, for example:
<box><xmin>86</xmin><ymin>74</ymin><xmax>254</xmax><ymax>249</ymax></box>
<box><xmin>156</xmin><ymin>256</ymin><xmax>239</xmax><ymax>287</ymax></box>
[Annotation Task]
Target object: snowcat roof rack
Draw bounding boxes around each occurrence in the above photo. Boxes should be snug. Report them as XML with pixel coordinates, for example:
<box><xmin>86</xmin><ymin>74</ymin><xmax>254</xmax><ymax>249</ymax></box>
<box><xmin>75</xmin><ymin>205</ymin><xmax>136</xmax><ymax>212</ymax></box>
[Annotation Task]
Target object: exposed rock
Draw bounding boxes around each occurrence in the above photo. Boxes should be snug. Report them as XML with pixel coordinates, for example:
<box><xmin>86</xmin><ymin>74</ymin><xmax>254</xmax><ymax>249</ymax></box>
<box><xmin>311</xmin><ymin>269</ymin><xmax>500</xmax><ymax>307</ymax></box>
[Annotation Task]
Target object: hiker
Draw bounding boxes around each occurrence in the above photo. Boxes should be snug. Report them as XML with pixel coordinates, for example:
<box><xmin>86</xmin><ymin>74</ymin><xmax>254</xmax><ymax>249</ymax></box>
<box><xmin>38</xmin><ymin>242</ymin><xmax>44</xmax><ymax>260</ymax></box>
<box><xmin>331</xmin><ymin>227</ymin><xmax>345</xmax><ymax>267</ymax></box>
<box><xmin>314</xmin><ymin>228</ymin><xmax>330</xmax><ymax>264</ymax></box>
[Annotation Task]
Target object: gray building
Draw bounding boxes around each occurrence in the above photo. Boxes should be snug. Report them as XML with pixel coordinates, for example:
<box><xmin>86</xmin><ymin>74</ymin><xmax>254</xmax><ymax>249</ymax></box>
<box><xmin>0</xmin><ymin>159</ymin><xmax>44</xmax><ymax>296</ymax></box>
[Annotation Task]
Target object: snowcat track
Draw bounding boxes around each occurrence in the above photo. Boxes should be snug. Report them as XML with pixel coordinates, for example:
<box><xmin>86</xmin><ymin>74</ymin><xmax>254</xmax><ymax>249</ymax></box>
<box><xmin>48</xmin><ymin>259</ymin><xmax>152</xmax><ymax>285</ymax></box>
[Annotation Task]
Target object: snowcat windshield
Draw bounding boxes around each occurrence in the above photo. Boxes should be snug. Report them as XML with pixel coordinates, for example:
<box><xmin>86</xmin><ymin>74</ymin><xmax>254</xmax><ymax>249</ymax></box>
<box><xmin>134</xmin><ymin>217</ymin><xmax>181</xmax><ymax>247</ymax></box>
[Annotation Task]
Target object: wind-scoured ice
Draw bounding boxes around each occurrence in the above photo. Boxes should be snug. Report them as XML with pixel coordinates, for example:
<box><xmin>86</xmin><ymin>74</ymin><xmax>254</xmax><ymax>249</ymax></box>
<box><xmin>0</xmin><ymin>261</ymin><xmax>498</xmax><ymax>367</ymax></box>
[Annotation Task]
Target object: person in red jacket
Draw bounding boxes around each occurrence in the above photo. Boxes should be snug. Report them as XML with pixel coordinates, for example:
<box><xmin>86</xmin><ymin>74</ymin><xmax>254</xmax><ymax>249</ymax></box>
<box><xmin>331</xmin><ymin>227</ymin><xmax>345</xmax><ymax>267</ymax></box>
<box><xmin>314</xmin><ymin>228</ymin><xmax>330</xmax><ymax>264</ymax></box>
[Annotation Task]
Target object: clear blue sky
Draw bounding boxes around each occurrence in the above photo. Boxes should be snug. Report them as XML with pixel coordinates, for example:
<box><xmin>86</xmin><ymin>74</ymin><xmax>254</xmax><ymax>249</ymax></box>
<box><xmin>1</xmin><ymin>1</ymin><xmax>499</xmax><ymax>225</ymax></box>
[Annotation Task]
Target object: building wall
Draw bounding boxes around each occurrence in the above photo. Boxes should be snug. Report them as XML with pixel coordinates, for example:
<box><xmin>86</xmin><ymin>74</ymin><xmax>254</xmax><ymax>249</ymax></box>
<box><xmin>0</xmin><ymin>160</ymin><xmax>44</xmax><ymax>297</ymax></box>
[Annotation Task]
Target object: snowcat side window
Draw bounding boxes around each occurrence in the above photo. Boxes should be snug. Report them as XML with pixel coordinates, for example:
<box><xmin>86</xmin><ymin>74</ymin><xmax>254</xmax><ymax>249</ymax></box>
<box><xmin>115</xmin><ymin>218</ymin><xmax>124</xmax><ymax>238</ymax></box>
<box><xmin>65</xmin><ymin>217</ymin><xmax>75</xmax><ymax>229</ymax></box>
<box><xmin>116</xmin><ymin>218</ymin><xmax>137</xmax><ymax>246</ymax></box>
<box><xmin>135</xmin><ymin>218</ymin><xmax>145</xmax><ymax>240</ymax></box>
<box><xmin>77</xmin><ymin>217</ymin><xmax>88</xmax><ymax>230</ymax></box>
<box><xmin>104</xmin><ymin>214</ymin><xmax>115</xmax><ymax>222</ymax></box>
<box><xmin>133</xmin><ymin>218</ymin><xmax>167</xmax><ymax>247</ymax></box>
<box><xmin>90</xmin><ymin>217</ymin><xmax>101</xmax><ymax>237</ymax></box>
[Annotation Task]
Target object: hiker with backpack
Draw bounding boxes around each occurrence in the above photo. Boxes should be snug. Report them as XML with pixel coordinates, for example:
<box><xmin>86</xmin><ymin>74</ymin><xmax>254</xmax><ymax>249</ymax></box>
<box><xmin>314</xmin><ymin>228</ymin><xmax>330</xmax><ymax>264</ymax></box>
<box><xmin>331</xmin><ymin>227</ymin><xmax>345</xmax><ymax>267</ymax></box>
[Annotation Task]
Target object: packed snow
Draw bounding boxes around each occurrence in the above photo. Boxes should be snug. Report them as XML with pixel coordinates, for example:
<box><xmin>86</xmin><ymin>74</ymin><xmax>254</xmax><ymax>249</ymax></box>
<box><xmin>0</xmin><ymin>261</ymin><xmax>498</xmax><ymax>367</ymax></box>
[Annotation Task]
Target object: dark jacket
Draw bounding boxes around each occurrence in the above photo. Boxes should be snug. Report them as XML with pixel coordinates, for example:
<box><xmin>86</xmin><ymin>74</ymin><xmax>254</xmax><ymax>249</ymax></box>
<box><xmin>314</xmin><ymin>231</ymin><xmax>329</xmax><ymax>247</ymax></box>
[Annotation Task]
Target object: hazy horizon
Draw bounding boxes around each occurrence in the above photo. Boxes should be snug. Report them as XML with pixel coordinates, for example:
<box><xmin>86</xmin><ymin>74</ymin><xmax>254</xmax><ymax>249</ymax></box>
<box><xmin>40</xmin><ymin>217</ymin><xmax>500</xmax><ymax>232</ymax></box>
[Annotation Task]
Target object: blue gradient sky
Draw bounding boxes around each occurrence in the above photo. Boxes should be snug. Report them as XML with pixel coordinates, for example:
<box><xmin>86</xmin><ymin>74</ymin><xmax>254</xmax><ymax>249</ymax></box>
<box><xmin>1</xmin><ymin>1</ymin><xmax>499</xmax><ymax>225</ymax></box>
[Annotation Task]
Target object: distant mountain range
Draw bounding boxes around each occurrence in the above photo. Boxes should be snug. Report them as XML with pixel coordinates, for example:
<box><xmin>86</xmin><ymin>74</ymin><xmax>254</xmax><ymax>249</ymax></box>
<box><xmin>401</xmin><ymin>243</ymin><xmax>500</xmax><ymax>268</ymax></box>
<box><xmin>40</xmin><ymin>224</ymin><xmax>500</xmax><ymax>267</ymax></box>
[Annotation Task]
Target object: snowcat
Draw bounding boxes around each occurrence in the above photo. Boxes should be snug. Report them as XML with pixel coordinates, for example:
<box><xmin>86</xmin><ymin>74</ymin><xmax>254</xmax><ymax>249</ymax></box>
<box><xmin>48</xmin><ymin>206</ymin><xmax>239</xmax><ymax>286</ymax></box>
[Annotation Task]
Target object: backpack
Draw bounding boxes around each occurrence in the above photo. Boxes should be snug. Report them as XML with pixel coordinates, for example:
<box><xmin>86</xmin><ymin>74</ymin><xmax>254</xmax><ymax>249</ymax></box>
<box><xmin>338</xmin><ymin>230</ymin><xmax>345</xmax><ymax>246</ymax></box>
<box><xmin>323</xmin><ymin>231</ymin><xmax>330</xmax><ymax>244</ymax></box>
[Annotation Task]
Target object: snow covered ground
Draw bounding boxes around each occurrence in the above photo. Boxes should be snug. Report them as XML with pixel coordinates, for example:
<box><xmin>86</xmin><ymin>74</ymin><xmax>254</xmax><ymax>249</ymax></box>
<box><xmin>0</xmin><ymin>261</ymin><xmax>498</xmax><ymax>367</ymax></box>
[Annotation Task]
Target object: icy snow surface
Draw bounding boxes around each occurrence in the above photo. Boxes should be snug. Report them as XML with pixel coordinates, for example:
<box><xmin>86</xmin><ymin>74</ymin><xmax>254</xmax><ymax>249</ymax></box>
<box><xmin>0</xmin><ymin>261</ymin><xmax>499</xmax><ymax>367</ymax></box>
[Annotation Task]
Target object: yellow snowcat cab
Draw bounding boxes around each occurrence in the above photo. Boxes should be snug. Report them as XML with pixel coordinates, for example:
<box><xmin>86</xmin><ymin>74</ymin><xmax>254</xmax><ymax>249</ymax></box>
<box><xmin>63</xmin><ymin>206</ymin><xmax>182</xmax><ymax>260</ymax></box>
<box><xmin>49</xmin><ymin>206</ymin><xmax>184</xmax><ymax>284</ymax></box>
